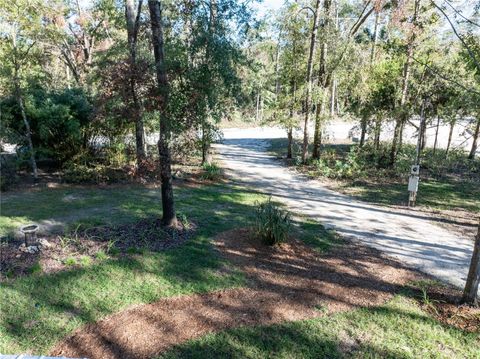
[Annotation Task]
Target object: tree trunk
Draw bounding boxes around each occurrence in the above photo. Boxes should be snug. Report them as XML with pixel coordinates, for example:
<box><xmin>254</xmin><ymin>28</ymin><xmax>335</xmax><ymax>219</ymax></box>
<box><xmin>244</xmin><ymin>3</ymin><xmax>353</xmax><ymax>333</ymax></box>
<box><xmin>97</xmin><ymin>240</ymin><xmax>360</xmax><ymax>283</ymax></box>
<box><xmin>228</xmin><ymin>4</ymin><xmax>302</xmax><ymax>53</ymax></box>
<box><xmin>301</xmin><ymin>0</ymin><xmax>321</xmax><ymax>163</ymax></box>
<box><xmin>287</xmin><ymin>78</ymin><xmax>297</xmax><ymax>160</ymax></box>
<box><xmin>148</xmin><ymin>0</ymin><xmax>177</xmax><ymax>227</ymax></box>
<box><xmin>359</xmin><ymin>115</ymin><xmax>368</xmax><ymax>147</ymax></box>
<box><xmin>260</xmin><ymin>95</ymin><xmax>264</xmax><ymax>122</ymax></box>
<box><xmin>312</xmin><ymin>0</ymin><xmax>331</xmax><ymax>159</ymax></box>
<box><xmin>399</xmin><ymin>120</ymin><xmax>405</xmax><ymax>148</ymax></box>
<box><xmin>125</xmin><ymin>0</ymin><xmax>146</xmax><ymax>169</ymax></box>
<box><xmin>312</xmin><ymin>99</ymin><xmax>325</xmax><ymax>158</ymax></box>
<box><xmin>358</xmin><ymin>10</ymin><xmax>379</xmax><ymax>150</ymax></box>
<box><xmin>201</xmin><ymin>123</ymin><xmax>210</xmax><ymax>165</ymax></box>
<box><xmin>370</xmin><ymin>10</ymin><xmax>380</xmax><ymax>63</ymax></box>
<box><xmin>374</xmin><ymin>116</ymin><xmax>381</xmax><ymax>150</ymax></box>
<box><xmin>415</xmin><ymin>99</ymin><xmax>426</xmax><ymax>166</ymax></box>
<box><xmin>274</xmin><ymin>32</ymin><xmax>281</xmax><ymax>120</ymax></box>
<box><xmin>255</xmin><ymin>92</ymin><xmax>260</xmax><ymax>122</ymax></box>
<box><xmin>330</xmin><ymin>77</ymin><xmax>336</xmax><ymax>117</ymax></box>
<box><xmin>13</xmin><ymin>58</ymin><xmax>38</xmax><ymax>181</ymax></box>
<box><xmin>17</xmin><ymin>90</ymin><xmax>38</xmax><ymax>181</ymax></box>
<box><xmin>420</xmin><ymin>115</ymin><xmax>427</xmax><ymax>151</ymax></box>
<box><xmin>390</xmin><ymin>0</ymin><xmax>419</xmax><ymax>165</ymax></box>
<box><xmin>287</xmin><ymin>128</ymin><xmax>293</xmax><ymax>159</ymax></box>
<box><xmin>433</xmin><ymin>115</ymin><xmax>440</xmax><ymax>155</ymax></box>
<box><xmin>446</xmin><ymin>119</ymin><xmax>455</xmax><ymax>156</ymax></box>
<box><xmin>200</xmin><ymin>0</ymin><xmax>217</xmax><ymax>165</ymax></box>
<box><xmin>468</xmin><ymin>118</ymin><xmax>480</xmax><ymax>160</ymax></box>
<box><xmin>462</xmin><ymin>218</ymin><xmax>480</xmax><ymax>306</ymax></box>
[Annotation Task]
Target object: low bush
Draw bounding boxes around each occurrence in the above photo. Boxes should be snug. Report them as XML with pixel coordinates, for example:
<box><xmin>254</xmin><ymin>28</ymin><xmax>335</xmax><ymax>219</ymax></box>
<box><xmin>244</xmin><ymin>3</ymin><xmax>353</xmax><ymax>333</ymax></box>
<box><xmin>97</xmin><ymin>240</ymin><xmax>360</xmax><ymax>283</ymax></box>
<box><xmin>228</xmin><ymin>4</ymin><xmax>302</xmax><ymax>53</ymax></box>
<box><xmin>301</xmin><ymin>142</ymin><xmax>480</xmax><ymax>182</ymax></box>
<box><xmin>254</xmin><ymin>198</ymin><xmax>291</xmax><ymax>245</ymax></box>
<box><xmin>0</xmin><ymin>153</ymin><xmax>17</xmax><ymax>191</ymax></box>
<box><xmin>201</xmin><ymin>162</ymin><xmax>222</xmax><ymax>181</ymax></box>
<box><xmin>311</xmin><ymin>147</ymin><xmax>364</xmax><ymax>179</ymax></box>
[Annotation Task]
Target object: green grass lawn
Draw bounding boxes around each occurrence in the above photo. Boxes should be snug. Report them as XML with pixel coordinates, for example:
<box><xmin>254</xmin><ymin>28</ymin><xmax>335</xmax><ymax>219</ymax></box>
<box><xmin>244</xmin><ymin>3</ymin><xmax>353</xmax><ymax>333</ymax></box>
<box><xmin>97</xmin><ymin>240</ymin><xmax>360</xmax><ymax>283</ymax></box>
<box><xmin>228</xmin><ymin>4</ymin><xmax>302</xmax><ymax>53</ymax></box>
<box><xmin>161</xmin><ymin>295</ymin><xmax>480</xmax><ymax>359</ymax></box>
<box><xmin>340</xmin><ymin>179</ymin><xmax>480</xmax><ymax>212</ymax></box>
<box><xmin>0</xmin><ymin>182</ymin><xmax>334</xmax><ymax>354</ymax></box>
<box><xmin>268</xmin><ymin>138</ymin><xmax>480</xmax><ymax>213</ymax></box>
<box><xmin>1</xmin><ymin>182</ymin><xmax>477</xmax><ymax>357</ymax></box>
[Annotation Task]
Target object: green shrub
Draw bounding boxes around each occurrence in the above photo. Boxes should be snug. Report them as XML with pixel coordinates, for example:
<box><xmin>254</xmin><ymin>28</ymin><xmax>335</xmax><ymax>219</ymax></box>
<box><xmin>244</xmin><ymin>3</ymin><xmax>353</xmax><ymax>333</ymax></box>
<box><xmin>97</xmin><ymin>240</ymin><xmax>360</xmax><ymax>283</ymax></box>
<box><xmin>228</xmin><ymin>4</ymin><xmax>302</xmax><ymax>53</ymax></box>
<box><xmin>64</xmin><ymin>257</ymin><xmax>77</xmax><ymax>266</ymax></box>
<box><xmin>0</xmin><ymin>153</ymin><xmax>18</xmax><ymax>191</ymax></box>
<box><xmin>0</xmin><ymin>88</ymin><xmax>93</xmax><ymax>164</ymax></box>
<box><xmin>311</xmin><ymin>147</ymin><xmax>364</xmax><ymax>179</ymax></box>
<box><xmin>201</xmin><ymin>162</ymin><xmax>221</xmax><ymax>181</ymax></box>
<box><xmin>254</xmin><ymin>198</ymin><xmax>291</xmax><ymax>245</ymax></box>
<box><xmin>79</xmin><ymin>256</ymin><xmax>92</xmax><ymax>266</ymax></box>
<box><xmin>95</xmin><ymin>250</ymin><xmax>108</xmax><ymax>260</ymax></box>
<box><xmin>104</xmin><ymin>142</ymin><xmax>132</xmax><ymax>167</ymax></box>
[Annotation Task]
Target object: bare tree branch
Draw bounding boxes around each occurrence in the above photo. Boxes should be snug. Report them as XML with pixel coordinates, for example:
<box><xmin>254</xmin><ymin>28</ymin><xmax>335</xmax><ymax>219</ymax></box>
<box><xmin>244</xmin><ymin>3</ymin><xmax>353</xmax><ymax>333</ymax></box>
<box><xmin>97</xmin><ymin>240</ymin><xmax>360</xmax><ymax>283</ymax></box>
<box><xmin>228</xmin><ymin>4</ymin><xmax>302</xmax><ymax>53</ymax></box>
<box><xmin>444</xmin><ymin>0</ymin><xmax>480</xmax><ymax>28</ymax></box>
<box><xmin>412</xmin><ymin>56</ymin><xmax>480</xmax><ymax>96</ymax></box>
<box><xmin>349</xmin><ymin>0</ymin><xmax>372</xmax><ymax>36</ymax></box>
<box><xmin>433</xmin><ymin>1</ymin><xmax>480</xmax><ymax>73</ymax></box>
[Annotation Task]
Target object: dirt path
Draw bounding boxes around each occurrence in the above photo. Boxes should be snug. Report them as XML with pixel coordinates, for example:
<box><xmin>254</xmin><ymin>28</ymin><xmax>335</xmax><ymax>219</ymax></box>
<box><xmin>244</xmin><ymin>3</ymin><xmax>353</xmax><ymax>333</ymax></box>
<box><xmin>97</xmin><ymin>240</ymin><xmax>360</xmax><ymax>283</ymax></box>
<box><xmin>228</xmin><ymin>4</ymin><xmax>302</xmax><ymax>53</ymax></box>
<box><xmin>214</xmin><ymin>128</ymin><xmax>475</xmax><ymax>292</ymax></box>
<box><xmin>51</xmin><ymin>229</ymin><xmax>420</xmax><ymax>359</ymax></box>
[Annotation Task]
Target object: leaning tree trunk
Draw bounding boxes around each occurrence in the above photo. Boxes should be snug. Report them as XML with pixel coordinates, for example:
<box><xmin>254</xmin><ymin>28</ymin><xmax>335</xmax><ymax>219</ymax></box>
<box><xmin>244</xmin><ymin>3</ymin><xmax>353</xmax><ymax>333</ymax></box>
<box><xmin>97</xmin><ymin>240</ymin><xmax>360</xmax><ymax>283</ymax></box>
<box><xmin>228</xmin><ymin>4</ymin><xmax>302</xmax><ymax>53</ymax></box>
<box><xmin>148</xmin><ymin>0</ymin><xmax>177</xmax><ymax>227</ymax></box>
<box><xmin>462</xmin><ymin>218</ymin><xmax>480</xmax><ymax>306</ymax></box>
<box><xmin>468</xmin><ymin>118</ymin><xmax>480</xmax><ymax>160</ymax></box>
<box><xmin>446</xmin><ymin>119</ymin><xmax>455</xmax><ymax>156</ymax></box>
<box><xmin>126</xmin><ymin>0</ymin><xmax>146</xmax><ymax>169</ymax></box>
<box><xmin>17</xmin><ymin>90</ymin><xmax>38</xmax><ymax>181</ymax></box>
<box><xmin>301</xmin><ymin>0</ymin><xmax>321</xmax><ymax>163</ymax></box>
<box><xmin>13</xmin><ymin>63</ymin><xmax>38</xmax><ymax>181</ymax></box>
<box><xmin>420</xmin><ymin>114</ymin><xmax>427</xmax><ymax>151</ymax></box>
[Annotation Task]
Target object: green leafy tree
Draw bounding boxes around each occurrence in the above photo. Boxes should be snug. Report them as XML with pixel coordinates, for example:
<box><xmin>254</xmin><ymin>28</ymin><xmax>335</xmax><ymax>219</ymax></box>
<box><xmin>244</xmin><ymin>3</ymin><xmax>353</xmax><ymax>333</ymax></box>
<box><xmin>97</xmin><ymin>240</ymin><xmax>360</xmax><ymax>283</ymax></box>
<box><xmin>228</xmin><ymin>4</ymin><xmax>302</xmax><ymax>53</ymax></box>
<box><xmin>0</xmin><ymin>0</ymin><xmax>51</xmax><ymax>180</ymax></box>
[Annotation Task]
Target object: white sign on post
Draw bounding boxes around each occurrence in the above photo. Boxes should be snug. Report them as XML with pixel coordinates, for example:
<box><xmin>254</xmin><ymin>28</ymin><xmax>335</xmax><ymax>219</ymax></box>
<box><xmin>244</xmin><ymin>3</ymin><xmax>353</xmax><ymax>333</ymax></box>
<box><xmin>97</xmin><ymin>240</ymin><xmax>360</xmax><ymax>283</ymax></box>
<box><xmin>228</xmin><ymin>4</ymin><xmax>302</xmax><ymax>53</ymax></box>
<box><xmin>408</xmin><ymin>175</ymin><xmax>419</xmax><ymax>192</ymax></box>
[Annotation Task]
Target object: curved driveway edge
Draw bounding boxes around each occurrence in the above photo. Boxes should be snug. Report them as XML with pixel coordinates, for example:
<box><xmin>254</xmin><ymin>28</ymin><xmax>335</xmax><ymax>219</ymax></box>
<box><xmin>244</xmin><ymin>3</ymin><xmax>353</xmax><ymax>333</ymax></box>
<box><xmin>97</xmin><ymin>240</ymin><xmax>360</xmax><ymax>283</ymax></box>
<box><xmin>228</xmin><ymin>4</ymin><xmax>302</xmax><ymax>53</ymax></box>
<box><xmin>214</xmin><ymin>128</ymin><xmax>475</xmax><ymax>293</ymax></box>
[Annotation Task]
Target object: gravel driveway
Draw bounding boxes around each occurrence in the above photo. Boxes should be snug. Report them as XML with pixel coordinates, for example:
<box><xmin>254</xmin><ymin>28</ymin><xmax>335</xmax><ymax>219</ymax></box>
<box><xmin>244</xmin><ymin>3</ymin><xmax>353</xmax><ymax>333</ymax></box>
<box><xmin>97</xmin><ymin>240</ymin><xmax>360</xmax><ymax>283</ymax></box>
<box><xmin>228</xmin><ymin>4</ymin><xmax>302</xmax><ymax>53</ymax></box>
<box><xmin>215</xmin><ymin>127</ymin><xmax>475</xmax><ymax>293</ymax></box>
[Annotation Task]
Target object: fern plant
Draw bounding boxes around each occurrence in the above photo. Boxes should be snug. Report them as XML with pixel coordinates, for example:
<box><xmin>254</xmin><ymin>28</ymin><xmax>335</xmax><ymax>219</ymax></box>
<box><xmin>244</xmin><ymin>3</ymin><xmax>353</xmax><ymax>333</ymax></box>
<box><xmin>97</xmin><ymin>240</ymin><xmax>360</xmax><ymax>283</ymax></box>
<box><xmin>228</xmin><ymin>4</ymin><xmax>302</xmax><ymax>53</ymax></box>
<box><xmin>254</xmin><ymin>198</ymin><xmax>291</xmax><ymax>245</ymax></box>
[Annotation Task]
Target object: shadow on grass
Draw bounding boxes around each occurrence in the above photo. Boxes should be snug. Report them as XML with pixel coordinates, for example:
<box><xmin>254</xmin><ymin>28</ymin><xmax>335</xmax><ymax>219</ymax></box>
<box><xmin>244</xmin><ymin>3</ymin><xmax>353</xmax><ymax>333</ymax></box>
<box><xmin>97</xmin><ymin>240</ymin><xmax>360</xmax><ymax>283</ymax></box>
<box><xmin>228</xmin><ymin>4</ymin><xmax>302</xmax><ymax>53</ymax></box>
<box><xmin>160</xmin><ymin>296</ymin><xmax>478</xmax><ymax>359</ymax></box>
<box><xmin>50</xmin><ymin>223</ymin><xmax>474</xmax><ymax>358</ymax></box>
<box><xmin>0</xmin><ymin>183</ymin><xmax>333</xmax><ymax>354</ymax></box>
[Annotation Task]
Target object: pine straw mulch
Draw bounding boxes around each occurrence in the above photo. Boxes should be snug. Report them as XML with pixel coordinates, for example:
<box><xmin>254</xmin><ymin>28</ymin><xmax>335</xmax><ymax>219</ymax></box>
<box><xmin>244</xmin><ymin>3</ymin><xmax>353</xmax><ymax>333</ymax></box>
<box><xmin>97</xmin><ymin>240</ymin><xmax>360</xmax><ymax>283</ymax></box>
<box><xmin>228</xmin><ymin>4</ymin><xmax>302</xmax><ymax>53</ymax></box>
<box><xmin>0</xmin><ymin>218</ymin><xmax>194</xmax><ymax>279</ymax></box>
<box><xmin>49</xmin><ymin>228</ymin><xmax>479</xmax><ymax>359</ymax></box>
<box><xmin>415</xmin><ymin>283</ymin><xmax>480</xmax><ymax>333</ymax></box>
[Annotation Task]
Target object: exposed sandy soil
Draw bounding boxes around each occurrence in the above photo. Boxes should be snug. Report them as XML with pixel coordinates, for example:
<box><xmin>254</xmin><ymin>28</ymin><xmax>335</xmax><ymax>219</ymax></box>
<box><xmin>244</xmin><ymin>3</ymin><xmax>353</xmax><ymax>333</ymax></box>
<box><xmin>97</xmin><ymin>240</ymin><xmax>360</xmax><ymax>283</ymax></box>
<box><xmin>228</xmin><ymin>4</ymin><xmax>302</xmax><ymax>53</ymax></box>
<box><xmin>51</xmin><ymin>228</ymin><xmax>423</xmax><ymax>359</ymax></box>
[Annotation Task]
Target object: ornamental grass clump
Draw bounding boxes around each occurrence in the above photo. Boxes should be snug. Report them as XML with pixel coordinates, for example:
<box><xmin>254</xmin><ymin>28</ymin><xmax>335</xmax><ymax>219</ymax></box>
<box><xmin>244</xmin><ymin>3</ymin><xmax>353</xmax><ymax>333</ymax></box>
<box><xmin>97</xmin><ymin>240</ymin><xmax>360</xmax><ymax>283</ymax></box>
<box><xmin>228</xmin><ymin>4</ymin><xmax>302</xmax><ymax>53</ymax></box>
<box><xmin>254</xmin><ymin>198</ymin><xmax>291</xmax><ymax>245</ymax></box>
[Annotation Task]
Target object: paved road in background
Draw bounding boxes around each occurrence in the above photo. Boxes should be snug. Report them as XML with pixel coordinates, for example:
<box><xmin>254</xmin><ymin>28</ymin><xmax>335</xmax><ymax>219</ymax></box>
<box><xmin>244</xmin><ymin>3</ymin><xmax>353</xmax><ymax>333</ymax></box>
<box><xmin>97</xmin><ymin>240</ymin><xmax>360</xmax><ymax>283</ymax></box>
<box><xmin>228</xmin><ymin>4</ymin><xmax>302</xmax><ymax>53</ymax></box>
<box><xmin>215</xmin><ymin>127</ymin><xmax>475</xmax><ymax>292</ymax></box>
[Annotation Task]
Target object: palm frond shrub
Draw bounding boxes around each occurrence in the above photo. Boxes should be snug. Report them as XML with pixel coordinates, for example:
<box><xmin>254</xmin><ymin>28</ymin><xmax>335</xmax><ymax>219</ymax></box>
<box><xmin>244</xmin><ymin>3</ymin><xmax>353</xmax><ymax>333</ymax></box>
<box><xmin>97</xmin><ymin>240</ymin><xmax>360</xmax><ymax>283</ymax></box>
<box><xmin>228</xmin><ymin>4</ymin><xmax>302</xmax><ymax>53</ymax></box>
<box><xmin>254</xmin><ymin>198</ymin><xmax>291</xmax><ymax>245</ymax></box>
